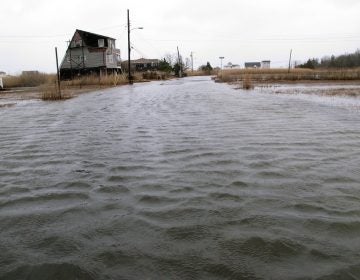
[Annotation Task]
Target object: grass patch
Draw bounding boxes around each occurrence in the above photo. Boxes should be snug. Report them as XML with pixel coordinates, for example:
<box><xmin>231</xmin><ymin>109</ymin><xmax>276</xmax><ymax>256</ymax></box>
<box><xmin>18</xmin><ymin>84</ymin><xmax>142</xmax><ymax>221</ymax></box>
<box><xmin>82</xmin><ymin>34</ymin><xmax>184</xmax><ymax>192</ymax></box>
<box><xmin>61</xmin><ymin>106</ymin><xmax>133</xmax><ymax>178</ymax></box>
<box><xmin>3</xmin><ymin>73</ymin><xmax>55</xmax><ymax>88</ymax></box>
<box><xmin>186</xmin><ymin>70</ymin><xmax>218</xmax><ymax>76</ymax></box>
<box><xmin>217</xmin><ymin>68</ymin><xmax>360</xmax><ymax>83</ymax></box>
<box><xmin>40</xmin><ymin>84</ymin><xmax>64</xmax><ymax>101</ymax></box>
<box><xmin>243</xmin><ymin>75</ymin><xmax>254</xmax><ymax>90</ymax></box>
<box><xmin>62</xmin><ymin>74</ymin><xmax>129</xmax><ymax>87</ymax></box>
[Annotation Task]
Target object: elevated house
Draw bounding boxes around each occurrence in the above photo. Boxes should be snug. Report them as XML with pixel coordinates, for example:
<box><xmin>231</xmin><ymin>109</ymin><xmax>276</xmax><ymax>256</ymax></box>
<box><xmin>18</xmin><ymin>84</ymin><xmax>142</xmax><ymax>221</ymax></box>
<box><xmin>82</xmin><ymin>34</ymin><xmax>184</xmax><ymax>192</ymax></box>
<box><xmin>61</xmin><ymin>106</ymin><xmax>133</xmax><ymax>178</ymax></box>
<box><xmin>122</xmin><ymin>58</ymin><xmax>160</xmax><ymax>72</ymax></box>
<box><xmin>60</xmin><ymin>29</ymin><xmax>121</xmax><ymax>79</ymax></box>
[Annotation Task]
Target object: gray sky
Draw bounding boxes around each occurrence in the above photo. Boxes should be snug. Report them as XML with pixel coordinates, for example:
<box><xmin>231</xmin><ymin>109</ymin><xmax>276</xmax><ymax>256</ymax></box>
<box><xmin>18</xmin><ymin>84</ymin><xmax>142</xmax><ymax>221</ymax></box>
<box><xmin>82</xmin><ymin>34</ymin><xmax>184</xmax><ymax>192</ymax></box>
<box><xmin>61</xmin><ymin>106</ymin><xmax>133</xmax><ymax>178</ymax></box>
<box><xmin>1</xmin><ymin>0</ymin><xmax>359</xmax><ymax>74</ymax></box>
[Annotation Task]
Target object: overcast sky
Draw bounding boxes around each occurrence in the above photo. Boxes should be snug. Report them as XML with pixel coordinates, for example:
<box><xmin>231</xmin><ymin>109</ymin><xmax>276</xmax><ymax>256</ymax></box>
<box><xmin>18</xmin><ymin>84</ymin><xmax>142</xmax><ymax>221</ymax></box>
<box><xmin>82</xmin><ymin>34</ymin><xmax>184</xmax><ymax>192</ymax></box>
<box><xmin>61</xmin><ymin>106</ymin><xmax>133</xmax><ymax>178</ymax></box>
<box><xmin>1</xmin><ymin>0</ymin><xmax>359</xmax><ymax>74</ymax></box>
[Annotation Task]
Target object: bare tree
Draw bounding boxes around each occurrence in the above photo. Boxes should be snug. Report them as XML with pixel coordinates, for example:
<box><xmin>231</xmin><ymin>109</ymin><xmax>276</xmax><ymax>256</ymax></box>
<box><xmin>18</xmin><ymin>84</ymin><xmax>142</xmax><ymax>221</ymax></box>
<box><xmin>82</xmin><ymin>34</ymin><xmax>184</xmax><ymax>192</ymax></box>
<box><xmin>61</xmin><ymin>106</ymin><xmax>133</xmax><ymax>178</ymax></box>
<box><xmin>164</xmin><ymin>53</ymin><xmax>176</xmax><ymax>67</ymax></box>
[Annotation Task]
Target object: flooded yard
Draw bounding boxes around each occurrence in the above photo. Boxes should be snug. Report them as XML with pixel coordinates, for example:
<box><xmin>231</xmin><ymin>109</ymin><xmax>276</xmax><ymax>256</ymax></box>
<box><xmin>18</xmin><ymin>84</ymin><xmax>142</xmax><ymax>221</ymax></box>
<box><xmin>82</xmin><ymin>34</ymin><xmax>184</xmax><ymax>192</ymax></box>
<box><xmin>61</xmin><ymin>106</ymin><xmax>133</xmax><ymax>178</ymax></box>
<box><xmin>1</xmin><ymin>76</ymin><xmax>360</xmax><ymax>279</ymax></box>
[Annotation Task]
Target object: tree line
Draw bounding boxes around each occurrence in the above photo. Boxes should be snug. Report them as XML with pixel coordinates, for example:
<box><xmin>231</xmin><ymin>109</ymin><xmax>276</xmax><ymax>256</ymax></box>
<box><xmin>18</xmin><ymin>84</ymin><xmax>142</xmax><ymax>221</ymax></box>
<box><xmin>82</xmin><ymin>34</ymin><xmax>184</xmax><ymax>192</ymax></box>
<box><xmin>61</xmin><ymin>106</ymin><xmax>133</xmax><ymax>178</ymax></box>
<box><xmin>158</xmin><ymin>53</ymin><xmax>213</xmax><ymax>76</ymax></box>
<box><xmin>296</xmin><ymin>49</ymin><xmax>360</xmax><ymax>69</ymax></box>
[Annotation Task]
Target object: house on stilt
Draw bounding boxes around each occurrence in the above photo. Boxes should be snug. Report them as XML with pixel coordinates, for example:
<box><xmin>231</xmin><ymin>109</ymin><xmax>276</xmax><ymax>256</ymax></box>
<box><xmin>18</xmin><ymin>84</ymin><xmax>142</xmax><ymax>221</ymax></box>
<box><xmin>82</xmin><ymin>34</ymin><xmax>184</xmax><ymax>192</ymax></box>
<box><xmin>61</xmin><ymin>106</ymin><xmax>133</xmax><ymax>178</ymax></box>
<box><xmin>60</xmin><ymin>29</ymin><xmax>121</xmax><ymax>80</ymax></box>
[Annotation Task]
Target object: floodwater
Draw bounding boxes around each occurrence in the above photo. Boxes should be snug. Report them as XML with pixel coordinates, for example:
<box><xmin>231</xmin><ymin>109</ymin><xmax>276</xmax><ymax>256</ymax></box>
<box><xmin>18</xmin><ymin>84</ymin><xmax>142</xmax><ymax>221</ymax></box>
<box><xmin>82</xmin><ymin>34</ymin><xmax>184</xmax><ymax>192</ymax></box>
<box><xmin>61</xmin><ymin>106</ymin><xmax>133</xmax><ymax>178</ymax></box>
<box><xmin>1</xmin><ymin>77</ymin><xmax>360</xmax><ymax>280</ymax></box>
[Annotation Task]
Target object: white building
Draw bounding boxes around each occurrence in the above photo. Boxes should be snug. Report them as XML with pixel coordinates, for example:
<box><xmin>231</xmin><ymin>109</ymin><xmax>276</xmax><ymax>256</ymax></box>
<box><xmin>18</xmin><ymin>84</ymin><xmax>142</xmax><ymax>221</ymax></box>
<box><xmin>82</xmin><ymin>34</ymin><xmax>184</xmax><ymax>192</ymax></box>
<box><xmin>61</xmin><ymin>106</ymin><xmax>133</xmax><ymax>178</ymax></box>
<box><xmin>224</xmin><ymin>62</ymin><xmax>241</xmax><ymax>69</ymax></box>
<box><xmin>0</xmin><ymin>71</ymin><xmax>5</xmax><ymax>89</ymax></box>
<box><xmin>261</xmin><ymin>60</ymin><xmax>271</xmax><ymax>69</ymax></box>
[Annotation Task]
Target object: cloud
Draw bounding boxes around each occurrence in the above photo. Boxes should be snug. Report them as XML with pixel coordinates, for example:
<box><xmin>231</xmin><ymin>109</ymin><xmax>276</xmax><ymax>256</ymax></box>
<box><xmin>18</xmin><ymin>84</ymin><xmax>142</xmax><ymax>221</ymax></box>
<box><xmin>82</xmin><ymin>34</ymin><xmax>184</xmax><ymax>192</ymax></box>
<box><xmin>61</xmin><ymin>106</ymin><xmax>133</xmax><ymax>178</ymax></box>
<box><xmin>1</xmin><ymin>0</ymin><xmax>359</xmax><ymax>73</ymax></box>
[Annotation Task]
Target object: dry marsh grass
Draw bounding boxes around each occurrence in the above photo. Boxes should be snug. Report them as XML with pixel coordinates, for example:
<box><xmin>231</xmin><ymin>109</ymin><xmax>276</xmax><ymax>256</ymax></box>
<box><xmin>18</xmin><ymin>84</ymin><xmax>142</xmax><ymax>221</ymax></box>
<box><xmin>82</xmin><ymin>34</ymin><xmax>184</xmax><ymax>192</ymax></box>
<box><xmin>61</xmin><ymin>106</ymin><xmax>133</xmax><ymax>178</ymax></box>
<box><xmin>3</xmin><ymin>73</ymin><xmax>55</xmax><ymax>88</ymax></box>
<box><xmin>3</xmin><ymin>72</ymin><xmax>172</xmax><ymax>101</ymax></box>
<box><xmin>186</xmin><ymin>70</ymin><xmax>218</xmax><ymax>76</ymax></box>
<box><xmin>41</xmin><ymin>74</ymin><xmax>132</xmax><ymax>101</ymax></box>
<box><xmin>40</xmin><ymin>84</ymin><xmax>65</xmax><ymax>101</ymax></box>
<box><xmin>242</xmin><ymin>75</ymin><xmax>254</xmax><ymax>90</ymax></box>
<box><xmin>217</xmin><ymin>68</ymin><xmax>360</xmax><ymax>83</ymax></box>
<box><xmin>62</xmin><ymin>74</ymin><xmax>130</xmax><ymax>87</ymax></box>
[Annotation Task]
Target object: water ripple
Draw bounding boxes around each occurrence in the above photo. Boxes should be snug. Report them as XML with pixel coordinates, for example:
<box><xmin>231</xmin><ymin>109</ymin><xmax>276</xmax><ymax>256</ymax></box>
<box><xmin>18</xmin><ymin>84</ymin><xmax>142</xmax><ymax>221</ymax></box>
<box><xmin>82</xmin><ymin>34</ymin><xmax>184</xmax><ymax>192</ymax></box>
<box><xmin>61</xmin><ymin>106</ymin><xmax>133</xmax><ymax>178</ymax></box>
<box><xmin>1</xmin><ymin>77</ymin><xmax>360</xmax><ymax>279</ymax></box>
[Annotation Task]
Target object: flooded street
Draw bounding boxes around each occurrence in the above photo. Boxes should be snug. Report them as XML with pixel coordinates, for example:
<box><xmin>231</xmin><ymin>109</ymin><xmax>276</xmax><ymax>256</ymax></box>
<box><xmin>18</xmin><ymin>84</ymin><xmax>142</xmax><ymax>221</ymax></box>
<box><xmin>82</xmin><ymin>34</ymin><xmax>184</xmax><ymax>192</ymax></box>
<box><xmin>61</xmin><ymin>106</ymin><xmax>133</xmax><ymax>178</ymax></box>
<box><xmin>1</xmin><ymin>76</ymin><xmax>360</xmax><ymax>279</ymax></box>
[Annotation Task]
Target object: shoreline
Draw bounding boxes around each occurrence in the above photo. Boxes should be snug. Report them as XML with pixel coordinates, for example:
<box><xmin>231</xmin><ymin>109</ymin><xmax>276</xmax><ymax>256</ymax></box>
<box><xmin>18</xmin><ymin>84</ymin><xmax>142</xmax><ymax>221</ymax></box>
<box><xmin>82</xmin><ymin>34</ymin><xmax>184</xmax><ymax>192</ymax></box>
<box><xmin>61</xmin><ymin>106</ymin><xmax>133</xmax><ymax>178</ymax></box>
<box><xmin>0</xmin><ymin>85</ymin><xmax>112</xmax><ymax>101</ymax></box>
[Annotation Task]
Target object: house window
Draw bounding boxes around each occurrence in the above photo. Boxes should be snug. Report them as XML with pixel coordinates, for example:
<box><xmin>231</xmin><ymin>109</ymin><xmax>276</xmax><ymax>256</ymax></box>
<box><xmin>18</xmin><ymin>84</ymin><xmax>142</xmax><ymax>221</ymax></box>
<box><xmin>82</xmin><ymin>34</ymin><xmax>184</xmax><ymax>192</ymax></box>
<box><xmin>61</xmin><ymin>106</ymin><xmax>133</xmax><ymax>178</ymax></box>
<box><xmin>76</xmin><ymin>40</ymin><xmax>82</xmax><ymax>47</ymax></box>
<box><xmin>106</xmin><ymin>55</ymin><xmax>114</xmax><ymax>64</ymax></box>
<box><xmin>67</xmin><ymin>56</ymin><xmax>70</xmax><ymax>62</ymax></box>
<box><xmin>108</xmin><ymin>40</ymin><xmax>115</xmax><ymax>51</ymax></box>
<box><xmin>98</xmin><ymin>39</ymin><xmax>105</xmax><ymax>47</ymax></box>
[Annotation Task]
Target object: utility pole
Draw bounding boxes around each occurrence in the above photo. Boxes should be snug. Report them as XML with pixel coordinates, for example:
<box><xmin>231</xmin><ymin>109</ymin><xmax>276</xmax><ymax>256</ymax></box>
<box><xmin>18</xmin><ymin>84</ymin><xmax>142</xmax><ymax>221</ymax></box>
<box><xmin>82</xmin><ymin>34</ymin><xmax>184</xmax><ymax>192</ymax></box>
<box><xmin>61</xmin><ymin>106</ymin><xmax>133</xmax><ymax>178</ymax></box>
<box><xmin>288</xmin><ymin>49</ymin><xmax>292</xmax><ymax>73</ymax></box>
<box><xmin>177</xmin><ymin>46</ymin><xmax>182</xmax><ymax>78</ymax></box>
<box><xmin>127</xmin><ymin>9</ymin><xmax>132</xmax><ymax>84</ymax></box>
<box><xmin>55</xmin><ymin>47</ymin><xmax>61</xmax><ymax>98</ymax></box>
<box><xmin>190</xmin><ymin>51</ymin><xmax>194</xmax><ymax>72</ymax></box>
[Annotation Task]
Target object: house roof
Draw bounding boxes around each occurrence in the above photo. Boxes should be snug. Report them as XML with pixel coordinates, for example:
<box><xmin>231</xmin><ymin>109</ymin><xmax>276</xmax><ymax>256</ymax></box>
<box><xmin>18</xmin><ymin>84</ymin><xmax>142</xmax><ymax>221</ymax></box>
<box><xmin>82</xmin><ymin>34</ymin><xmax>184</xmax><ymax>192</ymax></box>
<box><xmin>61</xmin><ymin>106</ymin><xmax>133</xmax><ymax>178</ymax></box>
<box><xmin>122</xmin><ymin>58</ymin><xmax>160</xmax><ymax>64</ymax></box>
<box><xmin>76</xmin><ymin>29</ymin><xmax>115</xmax><ymax>40</ymax></box>
<box><xmin>245</xmin><ymin>62</ymin><xmax>261</xmax><ymax>67</ymax></box>
<box><xmin>72</xmin><ymin>29</ymin><xmax>115</xmax><ymax>48</ymax></box>
<box><xmin>129</xmin><ymin>58</ymin><xmax>160</xmax><ymax>64</ymax></box>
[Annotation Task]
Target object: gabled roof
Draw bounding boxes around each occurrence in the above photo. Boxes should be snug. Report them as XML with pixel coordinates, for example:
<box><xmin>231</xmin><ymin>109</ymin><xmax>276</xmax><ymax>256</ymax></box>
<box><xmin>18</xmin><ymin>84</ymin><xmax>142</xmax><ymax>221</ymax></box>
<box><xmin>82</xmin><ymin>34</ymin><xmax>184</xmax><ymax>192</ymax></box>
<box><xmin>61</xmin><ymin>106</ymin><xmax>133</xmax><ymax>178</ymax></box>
<box><xmin>76</xmin><ymin>29</ymin><xmax>115</xmax><ymax>40</ymax></box>
<box><xmin>72</xmin><ymin>29</ymin><xmax>115</xmax><ymax>48</ymax></box>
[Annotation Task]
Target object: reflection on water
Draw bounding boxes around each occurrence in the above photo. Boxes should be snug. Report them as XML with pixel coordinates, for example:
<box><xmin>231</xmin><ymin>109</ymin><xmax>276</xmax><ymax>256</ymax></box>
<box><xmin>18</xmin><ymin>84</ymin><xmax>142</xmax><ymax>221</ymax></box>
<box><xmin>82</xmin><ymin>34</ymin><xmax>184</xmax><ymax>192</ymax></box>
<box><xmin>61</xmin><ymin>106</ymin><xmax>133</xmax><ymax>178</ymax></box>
<box><xmin>1</xmin><ymin>77</ymin><xmax>360</xmax><ymax>279</ymax></box>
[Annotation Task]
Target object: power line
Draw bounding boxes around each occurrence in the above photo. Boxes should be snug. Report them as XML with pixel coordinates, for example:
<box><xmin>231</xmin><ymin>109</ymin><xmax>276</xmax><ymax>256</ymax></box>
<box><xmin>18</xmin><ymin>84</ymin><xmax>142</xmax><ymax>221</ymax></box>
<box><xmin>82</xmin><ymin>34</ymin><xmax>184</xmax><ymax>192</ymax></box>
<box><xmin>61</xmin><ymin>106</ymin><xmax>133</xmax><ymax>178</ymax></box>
<box><xmin>142</xmin><ymin>36</ymin><xmax>360</xmax><ymax>43</ymax></box>
<box><xmin>0</xmin><ymin>24</ymin><xmax>127</xmax><ymax>39</ymax></box>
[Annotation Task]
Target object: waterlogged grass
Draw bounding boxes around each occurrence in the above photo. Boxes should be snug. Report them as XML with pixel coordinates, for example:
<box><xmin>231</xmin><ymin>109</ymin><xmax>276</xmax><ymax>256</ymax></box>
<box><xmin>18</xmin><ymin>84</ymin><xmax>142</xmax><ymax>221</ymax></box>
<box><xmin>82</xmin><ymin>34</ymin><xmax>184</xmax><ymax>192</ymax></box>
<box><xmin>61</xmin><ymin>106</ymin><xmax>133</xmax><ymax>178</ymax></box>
<box><xmin>217</xmin><ymin>68</ymin><xmax>360</xmax><ymax>83</ymax></box>
<box><xmin>242</xmin><ymin>75</ymin><xmax>254</xmax><ymax>90</ymax></box>
<box><xmin>40</xmin><ymin>84</ymin><xmax>64</xmax><ymax>101</ymax></box>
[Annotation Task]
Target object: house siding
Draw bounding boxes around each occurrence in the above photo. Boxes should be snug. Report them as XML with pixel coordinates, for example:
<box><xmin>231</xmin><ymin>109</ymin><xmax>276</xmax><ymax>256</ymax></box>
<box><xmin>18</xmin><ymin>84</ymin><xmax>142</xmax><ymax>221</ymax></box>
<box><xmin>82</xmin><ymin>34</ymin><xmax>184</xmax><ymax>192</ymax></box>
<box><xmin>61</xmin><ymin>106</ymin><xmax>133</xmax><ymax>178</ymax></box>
<box><xmin>60</xmin><ymin>48</ymin><xmax>109</xmax><ymax>69</ymax></box>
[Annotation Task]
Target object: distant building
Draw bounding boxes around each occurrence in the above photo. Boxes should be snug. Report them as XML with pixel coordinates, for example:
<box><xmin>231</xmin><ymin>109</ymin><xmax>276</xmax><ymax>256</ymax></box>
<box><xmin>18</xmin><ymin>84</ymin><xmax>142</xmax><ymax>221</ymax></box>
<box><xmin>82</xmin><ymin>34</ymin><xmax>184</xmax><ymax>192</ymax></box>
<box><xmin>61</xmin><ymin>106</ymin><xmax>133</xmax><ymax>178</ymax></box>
<box><xmin>22</xmin><ymin>70</ymin><xmax>39</xmax><ymax>76</ymax></box>
<box><xmin>0</xmin><ymin>71</ymin><xmax>5</xmax><ymax>89</ymax></box>
<box><xmin>224</xmin><ymin>62</ymin><xmax>240</xmax><ymax>69</ymax></box>
<box><xmin>122</xmin><ymin>58</ymin><xmax>160</xmax><ymax>72</ymax></box>
<box><xmin>245</xmin><ymin>62</ymin><xmax>261</xmax><ymax>69</ymax></box>
<box><xmin>60</xmin><ymin>29</ymin><xmax>121</xmax><ymax>79</ymax></box>
<box><xmin>261</xmin><ymin>60</ymin><xmax>271</xmax><ymax>69</ymax></box>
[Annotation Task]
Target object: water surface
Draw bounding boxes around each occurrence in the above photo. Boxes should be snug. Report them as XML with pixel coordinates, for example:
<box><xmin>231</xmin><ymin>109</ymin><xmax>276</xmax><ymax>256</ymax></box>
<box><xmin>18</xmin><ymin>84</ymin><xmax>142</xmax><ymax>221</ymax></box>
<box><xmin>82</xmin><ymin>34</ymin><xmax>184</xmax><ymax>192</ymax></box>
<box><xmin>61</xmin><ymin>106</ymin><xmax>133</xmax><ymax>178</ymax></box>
<box><xmin>1</xmin><ymin>77</ymin><xmax>360</xmax><ymax>279</ymax></box>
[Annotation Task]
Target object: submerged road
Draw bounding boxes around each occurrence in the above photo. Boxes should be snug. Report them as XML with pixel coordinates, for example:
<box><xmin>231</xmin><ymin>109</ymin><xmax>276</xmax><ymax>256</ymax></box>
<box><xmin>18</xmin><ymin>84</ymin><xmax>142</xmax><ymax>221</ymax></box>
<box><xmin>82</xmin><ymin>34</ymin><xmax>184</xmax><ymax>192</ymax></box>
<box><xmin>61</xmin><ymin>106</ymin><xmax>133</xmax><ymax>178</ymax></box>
<box><xmin>1</xmin><ymin>77</ymin><xmax>360</xmax><ymax>279</ymax></box>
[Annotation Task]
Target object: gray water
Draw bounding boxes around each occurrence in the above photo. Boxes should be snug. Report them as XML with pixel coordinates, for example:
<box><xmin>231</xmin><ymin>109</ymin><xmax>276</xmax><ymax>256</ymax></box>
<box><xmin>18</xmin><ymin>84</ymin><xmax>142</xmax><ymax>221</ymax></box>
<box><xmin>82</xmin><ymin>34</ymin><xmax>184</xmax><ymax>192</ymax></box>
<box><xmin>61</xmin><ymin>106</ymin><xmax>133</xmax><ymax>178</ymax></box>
<box><xmin>1</xmin><ymin>77</ymin><xmax>360</xmax><ymax>280</ymax></box>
